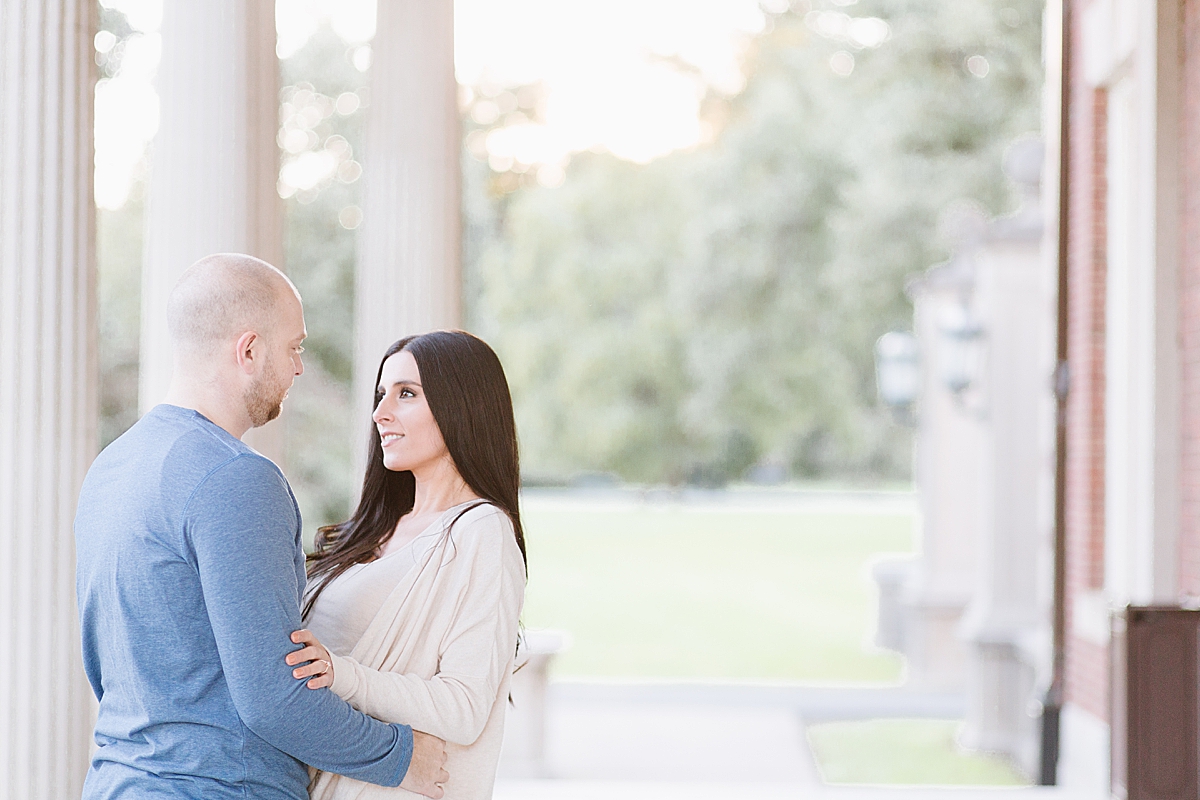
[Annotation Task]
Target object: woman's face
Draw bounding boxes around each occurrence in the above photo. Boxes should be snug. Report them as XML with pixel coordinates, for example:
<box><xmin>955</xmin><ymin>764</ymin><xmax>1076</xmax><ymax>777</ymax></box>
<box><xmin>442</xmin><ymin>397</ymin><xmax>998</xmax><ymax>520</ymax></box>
<box><xmin>372</xmin><ymin>350</ymin><xmax>450</xmax><ymax>474</ymax></box>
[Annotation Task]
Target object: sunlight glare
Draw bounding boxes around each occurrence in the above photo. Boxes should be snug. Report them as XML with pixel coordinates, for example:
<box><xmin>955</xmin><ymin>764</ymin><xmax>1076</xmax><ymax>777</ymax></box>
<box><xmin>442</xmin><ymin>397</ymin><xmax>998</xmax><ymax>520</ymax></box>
<box><xmin>455</xmin><ymin>0</ymin><xmax>768</xmax><ymax>163</ymax></box>
<box><xmin>93</xmin><ymin>29</ymin><xmax>160</xmax><ymax>209</ymax></box>
<box><xmin>94</xmin><ymin>0</ymin><xmax>776</xmax><ymax>207</ymax></box>
<box><xmin>276</xmin><ymin>0</ymin><xmax>376</xmax><ymax>59</ymax></box>
<box><xmin>99</xmin><ymin>0</ymin><xmax>162</xmax><ymax>33</ymax></box>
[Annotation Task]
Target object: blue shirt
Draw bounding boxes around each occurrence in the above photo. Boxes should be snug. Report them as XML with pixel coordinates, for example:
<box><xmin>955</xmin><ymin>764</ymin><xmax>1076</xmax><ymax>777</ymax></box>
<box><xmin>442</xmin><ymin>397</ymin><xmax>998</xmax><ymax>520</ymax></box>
<box><xmin>75</xmin><ymin>404</ymin><xmax>412</xmax><ymax>799</ymax></box>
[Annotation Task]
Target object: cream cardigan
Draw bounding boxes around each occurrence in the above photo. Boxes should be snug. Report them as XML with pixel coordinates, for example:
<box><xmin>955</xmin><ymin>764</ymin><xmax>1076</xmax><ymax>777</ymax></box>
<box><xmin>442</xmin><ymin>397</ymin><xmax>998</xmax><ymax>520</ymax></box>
<box><xmin>307</xmin><ymin>502</ymin><xmax>526</xmax><ymax>800</ymax></box>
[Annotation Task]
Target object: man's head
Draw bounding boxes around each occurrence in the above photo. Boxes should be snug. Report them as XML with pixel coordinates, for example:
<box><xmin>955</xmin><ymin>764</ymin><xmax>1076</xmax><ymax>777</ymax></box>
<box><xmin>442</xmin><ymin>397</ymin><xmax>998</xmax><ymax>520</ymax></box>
<box><xmin>167</xmin><ymin>254</ymin><xmax>306</xmax><ymax>428</ymax></box>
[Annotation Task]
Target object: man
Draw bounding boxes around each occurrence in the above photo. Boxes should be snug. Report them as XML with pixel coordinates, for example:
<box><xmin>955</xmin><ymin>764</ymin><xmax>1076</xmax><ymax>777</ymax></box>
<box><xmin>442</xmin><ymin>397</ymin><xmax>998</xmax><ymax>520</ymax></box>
<box><xmin>75</xmin><ymin>254</ymin><xmax>448</xmax><ymax>799</ymax></box>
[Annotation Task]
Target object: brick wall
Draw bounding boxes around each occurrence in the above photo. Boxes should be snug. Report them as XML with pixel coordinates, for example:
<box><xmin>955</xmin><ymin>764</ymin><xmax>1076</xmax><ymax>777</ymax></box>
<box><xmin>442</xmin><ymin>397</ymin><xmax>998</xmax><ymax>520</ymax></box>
<box><xmin>1061</xmin><ymin>0</ymin><xmax>1200</xmax><ymax>725</ymax></box>
<box><xmin>1180</xmin><ymin>0</ymin><xmax>1200</xmax><ymax>596</ymax></box>
<box><xmin>1062</xmin><ymin>4</ymin><xmax>1109</xmax><ymax>721</ymax></box>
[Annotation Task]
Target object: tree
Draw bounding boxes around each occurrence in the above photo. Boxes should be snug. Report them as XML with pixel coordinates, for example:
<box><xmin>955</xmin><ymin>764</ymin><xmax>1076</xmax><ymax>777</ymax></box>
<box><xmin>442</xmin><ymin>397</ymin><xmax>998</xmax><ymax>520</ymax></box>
<box><xmin>466</xmin><ymin>0</ymin><xmax>1044</xmax><ymax>484</ymax></box>
<box><xmin>278</xmin><ymin>27</ymin><xmax>372</xmax><ymax>530</ymax></box>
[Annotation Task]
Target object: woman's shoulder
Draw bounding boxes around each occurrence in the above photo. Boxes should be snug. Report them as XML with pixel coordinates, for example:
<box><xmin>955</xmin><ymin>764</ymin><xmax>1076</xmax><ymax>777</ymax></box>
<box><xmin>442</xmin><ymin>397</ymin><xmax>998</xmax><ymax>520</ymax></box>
<box><xmin>452</xmin><ymin>499</ymin><xmax>510</xmax><ymax>526</ymax></box>
<box><xmin>450</xmin><ymin>500</ymin><xmax>515</xmax><ymax>538</ymax></box>
<box><xmin>449</xmin><ymin>501</ymin><xmax>523</xmax><ymax>562</ymax></box>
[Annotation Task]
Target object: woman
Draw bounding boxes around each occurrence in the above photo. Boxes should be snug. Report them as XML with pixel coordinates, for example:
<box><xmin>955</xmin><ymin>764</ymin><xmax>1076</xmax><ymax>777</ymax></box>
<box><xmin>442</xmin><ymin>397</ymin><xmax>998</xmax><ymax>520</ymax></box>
<box><xmin>285</xmin><ymin>330</ymin><xmax>527</xmax><ymax>800</ymax></box>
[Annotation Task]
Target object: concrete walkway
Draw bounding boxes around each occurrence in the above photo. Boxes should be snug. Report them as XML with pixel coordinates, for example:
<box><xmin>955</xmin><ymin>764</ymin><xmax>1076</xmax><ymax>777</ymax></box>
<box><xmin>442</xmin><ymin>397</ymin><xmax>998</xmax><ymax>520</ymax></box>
<box><xmin>495</xmin><ymin>782</ymin><xmax>1101</xmax><ymax>800</ymax></box>
<box><xmin>492</xmin><ymin>782</ymin><xmax>1099</xmax><ymax>800</ymax></box>
<box><xmin>494</xmin><ymin>681</ymin><xmax>1104</xmax><ymax>800</ymax></box>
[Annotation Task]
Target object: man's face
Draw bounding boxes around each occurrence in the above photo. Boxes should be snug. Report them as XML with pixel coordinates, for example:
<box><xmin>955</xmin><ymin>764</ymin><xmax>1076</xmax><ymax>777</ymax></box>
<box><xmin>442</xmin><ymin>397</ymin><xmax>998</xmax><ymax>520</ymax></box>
<box><xmin>245</xmin><ymin>292</ymin><xmax>306</xmax><ymax>428</ymax></box>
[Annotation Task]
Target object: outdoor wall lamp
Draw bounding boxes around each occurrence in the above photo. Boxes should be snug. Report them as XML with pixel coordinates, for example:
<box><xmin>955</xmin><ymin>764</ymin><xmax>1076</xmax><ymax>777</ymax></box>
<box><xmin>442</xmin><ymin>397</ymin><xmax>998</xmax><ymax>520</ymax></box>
<box><xmin>937</xmin><ymin>302</ymin><xmax>984</xmax><ymax>395</ymax></box>
<box><xmin>875</xmin><ymin>331</ymin><xmax>920</xmax><ymax>424</ymax></box>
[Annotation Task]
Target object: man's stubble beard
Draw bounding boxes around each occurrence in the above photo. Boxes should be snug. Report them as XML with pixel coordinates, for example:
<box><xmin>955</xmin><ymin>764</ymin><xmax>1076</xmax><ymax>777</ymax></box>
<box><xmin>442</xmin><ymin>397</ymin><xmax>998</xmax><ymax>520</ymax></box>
<box><xmin>244</xmin><ymin>359</ymin><xmax>287</xmax><ymax>428</ymax></box>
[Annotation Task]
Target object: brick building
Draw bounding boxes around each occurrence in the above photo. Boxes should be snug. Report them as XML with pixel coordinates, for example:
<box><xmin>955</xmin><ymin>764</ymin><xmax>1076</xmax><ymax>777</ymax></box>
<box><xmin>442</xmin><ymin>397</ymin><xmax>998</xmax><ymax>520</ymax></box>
<box><xmin>1059</xmin><ymin>0</ymin><xmax>1199</xmax><ymax>783</ymax></box>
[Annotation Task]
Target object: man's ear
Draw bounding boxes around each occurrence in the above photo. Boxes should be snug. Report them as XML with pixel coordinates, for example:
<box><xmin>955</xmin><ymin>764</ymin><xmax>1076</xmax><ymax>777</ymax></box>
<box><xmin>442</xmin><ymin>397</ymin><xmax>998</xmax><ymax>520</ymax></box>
<box><xmin>234</xmin><ymin>331</ymin><xmax>260</xmax><ymax>375</ymax></box>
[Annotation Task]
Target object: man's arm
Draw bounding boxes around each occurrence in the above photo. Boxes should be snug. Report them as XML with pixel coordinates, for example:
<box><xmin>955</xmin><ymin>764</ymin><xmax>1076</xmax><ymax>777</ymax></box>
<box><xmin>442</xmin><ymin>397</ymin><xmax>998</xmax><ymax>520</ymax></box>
<box><xmin>186</xmin><ymin>454</ymin><xmax>413</xmax><ymax>786</ymax></box>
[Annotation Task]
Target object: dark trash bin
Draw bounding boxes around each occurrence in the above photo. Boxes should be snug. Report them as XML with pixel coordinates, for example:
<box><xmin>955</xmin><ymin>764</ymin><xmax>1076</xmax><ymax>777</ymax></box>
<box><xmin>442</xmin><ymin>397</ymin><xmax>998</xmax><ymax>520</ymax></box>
<box><xmin>1110</xmin><ymin>606</ymin><xmax>1199</xmax><ymax>800</ymax></box>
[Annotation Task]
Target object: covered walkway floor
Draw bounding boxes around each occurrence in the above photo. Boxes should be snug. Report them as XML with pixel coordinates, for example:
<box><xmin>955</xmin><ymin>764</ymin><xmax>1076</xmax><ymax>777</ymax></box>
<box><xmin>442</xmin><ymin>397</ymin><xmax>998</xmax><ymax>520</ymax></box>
<box><xmin>497</xmin><ymin>782</ymin><xmax>1098</xmax><ymax>800</ymax></box>
<box><xmin>495</xmin><ymin>681</ymin><xmax>1106</xmax><ymax>800</ymax></box>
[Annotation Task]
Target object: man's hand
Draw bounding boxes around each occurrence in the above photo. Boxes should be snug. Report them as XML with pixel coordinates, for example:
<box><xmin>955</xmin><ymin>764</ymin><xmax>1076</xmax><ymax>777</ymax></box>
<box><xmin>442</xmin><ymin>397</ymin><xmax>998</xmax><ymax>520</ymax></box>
<box><xmin>400</xmin><ymin>731</ymin><xmax>449</xmax><ymax>799</ymax></box>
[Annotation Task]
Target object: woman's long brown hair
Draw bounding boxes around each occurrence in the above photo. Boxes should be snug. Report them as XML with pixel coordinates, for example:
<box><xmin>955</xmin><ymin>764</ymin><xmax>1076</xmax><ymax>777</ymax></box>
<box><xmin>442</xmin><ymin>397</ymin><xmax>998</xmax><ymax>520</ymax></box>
<box><xmin>303</xmin><ymin>330</ymin><xmax>526</xmax><ymax>618</ymax></box>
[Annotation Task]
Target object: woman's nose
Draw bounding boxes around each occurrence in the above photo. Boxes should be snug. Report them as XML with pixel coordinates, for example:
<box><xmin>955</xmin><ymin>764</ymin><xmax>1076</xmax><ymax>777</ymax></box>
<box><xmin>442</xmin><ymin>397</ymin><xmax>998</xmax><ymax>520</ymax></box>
<box><xmin>372</xmin><ymin>402</ymin><xmax>390</xmax><ymax>424</ymax></box>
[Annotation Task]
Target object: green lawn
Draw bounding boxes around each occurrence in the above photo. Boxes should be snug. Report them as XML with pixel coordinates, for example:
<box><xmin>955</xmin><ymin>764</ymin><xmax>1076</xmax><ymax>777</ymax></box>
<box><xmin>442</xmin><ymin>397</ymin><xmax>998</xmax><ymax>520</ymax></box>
<box><xmin>806</xmin><ymin>719</ymin><xmax>1030</xmax><ymax>786</ymax></box>
<box><xmin>520</xmin><ymin>501</ymin><xmax>913</xmax><ymax>681</ymax></box>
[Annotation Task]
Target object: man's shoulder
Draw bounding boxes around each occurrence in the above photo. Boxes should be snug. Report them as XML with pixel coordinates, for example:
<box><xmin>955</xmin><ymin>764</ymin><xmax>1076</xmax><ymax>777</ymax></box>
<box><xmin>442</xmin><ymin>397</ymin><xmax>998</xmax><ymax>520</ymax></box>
<box><xmin>96</xmin><ymin>405</ymin><xmax>246</xmax><ymax>468</ymax></box>
<box><xmin>85</xmin><ymin>407</ymin><xmax>289</xmax><ymax>512</ymax></box>
<box><xmin>186</xmin><ymin>449</ymin><xmax>292</xmax><ymax>511</ymax></box>
<box><xmin>83</xmin><ymin>408</ymin><xmax>235</xmax><ymax>503</ymax></box>
<box><xmin>176</xmin><ymin>452</ymin><xmax>300</xmax><ymax>558</ymax></box>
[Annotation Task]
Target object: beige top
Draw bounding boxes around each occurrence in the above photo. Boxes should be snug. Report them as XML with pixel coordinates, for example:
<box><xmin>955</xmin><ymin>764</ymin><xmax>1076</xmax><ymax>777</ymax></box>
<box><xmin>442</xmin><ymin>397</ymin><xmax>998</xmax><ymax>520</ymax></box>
<box><xmin>306</xmin><ymin>502</ymin><xmax>526</xmax><ymax>800</ymax></box>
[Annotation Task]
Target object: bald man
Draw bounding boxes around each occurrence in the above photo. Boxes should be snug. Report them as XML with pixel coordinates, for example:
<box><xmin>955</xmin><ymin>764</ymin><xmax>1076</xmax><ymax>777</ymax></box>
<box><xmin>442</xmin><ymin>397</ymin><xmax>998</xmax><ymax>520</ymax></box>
<box><xmin>75</xmin><ymin>254</ymin><xmax>448</xmax><ymax>799</ymax></box>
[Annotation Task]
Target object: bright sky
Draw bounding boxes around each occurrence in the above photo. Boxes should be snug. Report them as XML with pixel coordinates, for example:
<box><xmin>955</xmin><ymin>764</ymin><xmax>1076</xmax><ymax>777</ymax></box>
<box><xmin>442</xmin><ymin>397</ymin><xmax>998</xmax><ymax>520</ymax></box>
<box><xmin>94</xmin><ymin>1</ymin><xmax>896</xmax><ymax>208</ymax></box>
<box><xmin>94</xmin><ymin>0</ymin><xmax>784</xmax><ymax>209</ymax></box>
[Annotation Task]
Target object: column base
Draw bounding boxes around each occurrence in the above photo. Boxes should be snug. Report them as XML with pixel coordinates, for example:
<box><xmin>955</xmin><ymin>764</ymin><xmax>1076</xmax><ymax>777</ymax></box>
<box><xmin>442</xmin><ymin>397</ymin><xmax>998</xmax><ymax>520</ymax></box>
<box><xmin>872</xmin><ymin>557</ymin><xmax>970</xmax><ymax>692</ymax></box>
<box><xmin>959</xmin><ymin>637</ymin><xmax>1041</xmax><ymax>779</ymax></box>
<box><xmin>902</xmin><ymin>596</ymin><xmax>971</xmax><ymax>692</ymax></box>
<box><xmin>1056</xmin><ymin>702</ymin><xmax>1109</xmax><ymax>794</ymax></box>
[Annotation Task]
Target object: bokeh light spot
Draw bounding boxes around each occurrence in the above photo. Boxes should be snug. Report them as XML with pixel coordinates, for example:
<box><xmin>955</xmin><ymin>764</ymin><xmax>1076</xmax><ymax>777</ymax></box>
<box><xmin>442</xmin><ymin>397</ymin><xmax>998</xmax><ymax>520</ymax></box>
<box><xmin>94</xmin><ymin>30</ymin><xmax>117</xmax><ymax>54</ymax></box>
<box><xmin>966</xmin><ymin>54</ymin><xmax>990</xmax><ymax>77</ymax></box>
<box><xmin>338</xmin><ymin>205</ymin><xmax>363</xmax><ymax>229</ymax></box>
<box><xmin>352</xmin><ymin>44</ymin><xmax>371</xmax><ymax>72</ymax></box>
<box><xmin>847</xmin><ymin>17</ymin><xmax>890</xmax><ymax>48</ymax></box>
<box><xmin>334</xmin><ymin>91</ymin><xmax>361</xmax><ymax>115</ymax></box>
<box><xmin>830</xmin><ymin>50</ymin><xmax>855</xmax><ymax>76</ymax></box>
<box><xmin>536</xmin><ymin>163</ymin><xmax>566</xmax><ymax>188</ymax></box>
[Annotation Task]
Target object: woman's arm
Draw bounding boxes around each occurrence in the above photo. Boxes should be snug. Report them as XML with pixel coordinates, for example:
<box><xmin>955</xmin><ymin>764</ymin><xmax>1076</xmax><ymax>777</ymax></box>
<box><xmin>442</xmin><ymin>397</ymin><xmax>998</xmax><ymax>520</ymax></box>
<box><xmin>288</xmin><ymin>510</ymin><xmax>526</xmax><ymax>746</ymax></box>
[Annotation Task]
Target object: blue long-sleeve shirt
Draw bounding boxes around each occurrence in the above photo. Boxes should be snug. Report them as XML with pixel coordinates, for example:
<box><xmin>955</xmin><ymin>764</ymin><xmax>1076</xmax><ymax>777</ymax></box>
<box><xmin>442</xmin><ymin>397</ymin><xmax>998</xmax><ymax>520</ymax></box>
<box><xmin>75</xmin><ymin>404</ymin><xmax>412</xmax><ymax>799</ymax></box>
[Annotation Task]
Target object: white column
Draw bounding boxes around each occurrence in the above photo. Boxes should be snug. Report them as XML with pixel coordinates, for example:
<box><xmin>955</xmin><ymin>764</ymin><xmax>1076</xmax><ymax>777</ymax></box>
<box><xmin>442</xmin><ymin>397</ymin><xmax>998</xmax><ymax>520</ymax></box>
<box><xmin>0</xmin><ymin>0</ymin><xmax>98</xmax><ymax>795</ymax></box>
<box><xmin>1100</xmin><ymin>0</ymin><xmax>1180</xmax><ymax>607</ymax></box>
<box><xmin>958</xmin><ymin>145</ymin><xmax>1055</xmax><ymax>776</ymax></box>
<box><xmin>900</xmin><ymin>264</ymin><xmax>988</xmax><ymax>692</ymax></box>
<box><xmin>354</xmin><ymin>0</ymin><xmax>460</xmax><ymax>451</ymax></box>
<box><xmin>140</xmin><ymin>0</ymin><xmax>284</xmax><ymax>459</ymax></box>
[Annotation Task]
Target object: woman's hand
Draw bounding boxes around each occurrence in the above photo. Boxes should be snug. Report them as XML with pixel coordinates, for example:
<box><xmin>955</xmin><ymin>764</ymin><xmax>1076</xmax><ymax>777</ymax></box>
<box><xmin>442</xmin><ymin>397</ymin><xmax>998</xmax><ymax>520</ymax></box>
<box><xmin>286</xmin><ymin>629</ymin><xmax>334</xmax><ymax>689</ymax></box>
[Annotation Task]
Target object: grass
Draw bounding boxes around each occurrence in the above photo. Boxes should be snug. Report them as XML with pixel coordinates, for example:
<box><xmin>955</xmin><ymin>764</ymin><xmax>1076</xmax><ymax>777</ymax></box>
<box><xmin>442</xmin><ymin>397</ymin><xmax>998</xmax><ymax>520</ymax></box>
<box><xmin>806</xmin><ymin>719</ymin><xmax>1030</xmax><ymax>786</ymax></box>
<box><xmin>519</xmin><ymin>501</ymin><xmax>914</xmax><ymax>681</ymax></box>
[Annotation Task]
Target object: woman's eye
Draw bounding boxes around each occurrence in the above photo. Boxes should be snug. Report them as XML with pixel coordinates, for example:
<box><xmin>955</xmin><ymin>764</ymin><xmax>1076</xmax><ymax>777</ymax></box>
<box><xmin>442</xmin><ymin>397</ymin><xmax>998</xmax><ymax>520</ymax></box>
<box><xmin>399</xmin><ymin>388</ymin><xmax>415</xmax><ymax>398</ymax></box>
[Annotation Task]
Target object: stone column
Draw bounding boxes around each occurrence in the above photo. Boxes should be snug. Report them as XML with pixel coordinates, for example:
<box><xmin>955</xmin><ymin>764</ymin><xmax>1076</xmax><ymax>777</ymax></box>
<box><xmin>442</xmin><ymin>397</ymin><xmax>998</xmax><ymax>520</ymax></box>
<box><xmin>497</xmin><ymin>630</ymin><xmax>569</xmax><ymax>778</ymax></box>
<box><xmin>958</xmin><ymin>140</ymin><xmax>1055</xmax><ymax>777</ymax></box>
<box><xmin>140</xmin><ymin>0</ymin><xmax>284</xmax><ymax>460</ymax></box>
<box><xmin>889</xmin><ymin>255</ymin><xmax>988</xmax><ymax>692</ymax></box>
<box><xmin>0</xmin><ymin>0</ymin><xmax>98</xmax><ymax>795</ymax></box>
<box><xmin>354</xmin><ymin>0</ymin><xmax>461</xmax><ymax>454</ymax></box>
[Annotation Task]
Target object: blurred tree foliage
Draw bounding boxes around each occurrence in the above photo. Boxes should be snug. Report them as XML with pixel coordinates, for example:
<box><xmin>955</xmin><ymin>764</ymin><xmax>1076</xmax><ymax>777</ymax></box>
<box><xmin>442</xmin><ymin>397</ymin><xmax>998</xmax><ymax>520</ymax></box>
<box><xmin>97</xmin><ymin>1</ymin><xmax>1044</xmax><ymax>526</ymax></box>
<box><xmin>277</xmin><ymin>28</ymin><xmax>371</xmax><ymax>531</ymax></box>
<box><xmin>96</xmin><ymin>3</ymin><xmax>144</xmax><ymax>449</ymax></box>
<box><xmin>467</xmin><ymin>0</ymin><xmax>1043</xmax><ymax>485</ymax></box>
<box><xmin>93</xmin><ymin>18</ymin><xmax>371</xmax><ymax>531</ymax></box>
<box><xmin>97</xmin><ymin>197</ymin><xmax>142</xmax><ymax>448</ymax></box>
